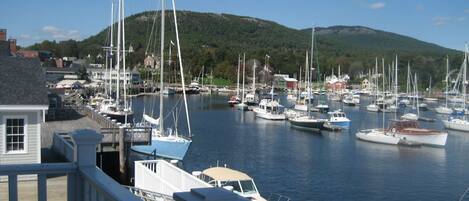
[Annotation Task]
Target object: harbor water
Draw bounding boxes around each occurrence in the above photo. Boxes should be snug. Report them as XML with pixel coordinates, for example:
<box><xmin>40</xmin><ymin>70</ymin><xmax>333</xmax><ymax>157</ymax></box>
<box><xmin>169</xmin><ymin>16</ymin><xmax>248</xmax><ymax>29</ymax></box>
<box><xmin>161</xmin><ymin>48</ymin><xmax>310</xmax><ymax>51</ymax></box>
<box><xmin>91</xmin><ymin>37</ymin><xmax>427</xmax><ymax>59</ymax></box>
<box><xmin>130</xmin><ymin>94</ymin><xmax>469</xmax><ymax>201</ymax></box>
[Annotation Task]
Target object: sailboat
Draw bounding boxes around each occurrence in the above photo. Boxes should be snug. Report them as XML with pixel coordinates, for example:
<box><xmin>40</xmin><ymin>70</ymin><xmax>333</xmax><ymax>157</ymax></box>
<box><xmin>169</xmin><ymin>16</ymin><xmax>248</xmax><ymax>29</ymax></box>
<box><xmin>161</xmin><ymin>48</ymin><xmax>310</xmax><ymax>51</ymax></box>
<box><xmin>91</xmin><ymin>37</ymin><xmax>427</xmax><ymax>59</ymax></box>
<box><xmin>132</xmin><ymin>0</ymin><xmax>191</xmax><ymax>160</ymax></box>
<box><xmin>237</xmin><ymin>54</ymin><xmax>249</xmax><ymax>110</ymax></box>
<box><xmin>289</xmin><ymin>27</ymin><xmax>327</xmax><ymax>130</ymax></box>
<box><xmin>253</xmin><ymin>84</ymin><xmax>286</xmax><ymax>120</ymax></box>
<box><xmin>435</xmin><ymin>56</ymin><xmax>454</xmax><ymax>114</ymax></box>
<box><xmin>443</xmin><ymin>45</ymin><xmax>469</xmax><ymax>132</ymax></box>
<box><xmin>401</xmin><ymin>73</ymin><xmax>420</xmax><ymax>121</ymax></box>
<box><xmin>366</xmin><ymin>58</ymin><xmax>380</xmax><ymax>112</ymax></box>
<box><xmin>228</xmin><ymin>55</ymin><xmax>241</xmax><ymax>106</ymax></box>
<box><xmin>99</xmin><ymin>0</ymin><xmax>134</xmax><ymax>125</ymax></box>
<box><xmin>293</xmin><ymin>51</ymin><xmax>311</xmax><ymax>112</ymax></box>
<box><xmin>245</xmin><ymin>61</ymin><xmax>258</xmax><ymax>106</ymax></box>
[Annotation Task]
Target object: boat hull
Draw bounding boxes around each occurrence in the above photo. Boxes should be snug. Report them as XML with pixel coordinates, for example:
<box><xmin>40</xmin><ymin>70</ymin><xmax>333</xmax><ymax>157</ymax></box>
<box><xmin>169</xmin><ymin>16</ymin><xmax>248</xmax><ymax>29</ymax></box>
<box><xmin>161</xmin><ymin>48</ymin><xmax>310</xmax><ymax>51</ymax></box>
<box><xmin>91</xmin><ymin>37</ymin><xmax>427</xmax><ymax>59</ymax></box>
<box><xmin>254</xmin><ymin>110</ymin><xmax>286</xmax><ymax>120</ymax></box>
<box><xmin>330</xmin><ymin>121</ymin><xmax>351</xmax><ymax>128</ymax></box>
<box><xmin>443</xmin><ymin>119</ymin><xmax>469</xmax><ymax>132</ymax></box>
<box><xmin>131</xmin><ymin>137</ymin><xmax>191</xmax><ymax>160</ymax></box>
<box><xmin>435</xmin><ymin>106</ymin><xmax>453</xmax><ymax>114</ymax></box>
<box><xmin>289</xmin><ymin>118</ymin><xmax>326</xmax><ymax>130</ymax></box>
<box><xmin>394</xmin><ymin>133</ymin><xmax>447</xmax><ymax>146</ymax></box>
<box><xmin>356</xmin><ymin>130</ymin><xmax>400</xmax><ymax>145</ymax></box>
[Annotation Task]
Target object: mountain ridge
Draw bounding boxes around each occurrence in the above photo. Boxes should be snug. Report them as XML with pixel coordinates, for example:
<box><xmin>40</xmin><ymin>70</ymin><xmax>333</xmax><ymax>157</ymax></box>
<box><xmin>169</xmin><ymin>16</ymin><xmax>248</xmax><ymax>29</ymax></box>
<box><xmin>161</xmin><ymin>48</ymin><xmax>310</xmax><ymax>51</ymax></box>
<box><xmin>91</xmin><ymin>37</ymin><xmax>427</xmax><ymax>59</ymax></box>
<box><xmin>28</xmin><ymin>10</ymin><xmax>462</xmax><ymax>85</ymax></box>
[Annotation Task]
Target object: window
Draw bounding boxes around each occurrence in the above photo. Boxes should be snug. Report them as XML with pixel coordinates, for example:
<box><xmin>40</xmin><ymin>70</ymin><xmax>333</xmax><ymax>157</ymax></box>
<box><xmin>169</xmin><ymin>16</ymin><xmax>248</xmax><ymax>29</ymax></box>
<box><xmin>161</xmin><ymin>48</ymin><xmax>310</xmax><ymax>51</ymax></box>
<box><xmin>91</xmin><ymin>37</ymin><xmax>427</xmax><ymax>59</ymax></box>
<box><xmin>5</xmin><ymin>118</ymin><xmax>26</xmax><ymax>153</ymax></box>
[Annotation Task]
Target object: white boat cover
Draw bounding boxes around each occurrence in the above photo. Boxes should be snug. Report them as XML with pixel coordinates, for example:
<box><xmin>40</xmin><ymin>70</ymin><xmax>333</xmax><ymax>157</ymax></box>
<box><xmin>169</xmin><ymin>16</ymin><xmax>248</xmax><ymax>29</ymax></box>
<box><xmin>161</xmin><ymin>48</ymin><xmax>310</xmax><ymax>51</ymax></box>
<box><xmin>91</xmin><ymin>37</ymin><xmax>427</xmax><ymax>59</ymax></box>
<box><xmin>143</xmin><ymin>114</ymin><xmax>160</xmax><ymax>126</ymax></box>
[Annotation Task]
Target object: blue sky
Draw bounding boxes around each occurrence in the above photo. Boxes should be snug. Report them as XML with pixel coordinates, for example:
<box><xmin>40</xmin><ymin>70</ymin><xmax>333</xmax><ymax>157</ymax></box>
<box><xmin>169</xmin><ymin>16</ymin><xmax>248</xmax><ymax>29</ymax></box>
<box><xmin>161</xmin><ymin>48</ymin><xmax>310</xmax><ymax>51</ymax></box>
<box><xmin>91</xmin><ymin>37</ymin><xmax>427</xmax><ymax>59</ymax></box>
<box><xmin>1</xmin><ymin>0</ymin><xmax>468</xmax><ymax>50</ymax></box>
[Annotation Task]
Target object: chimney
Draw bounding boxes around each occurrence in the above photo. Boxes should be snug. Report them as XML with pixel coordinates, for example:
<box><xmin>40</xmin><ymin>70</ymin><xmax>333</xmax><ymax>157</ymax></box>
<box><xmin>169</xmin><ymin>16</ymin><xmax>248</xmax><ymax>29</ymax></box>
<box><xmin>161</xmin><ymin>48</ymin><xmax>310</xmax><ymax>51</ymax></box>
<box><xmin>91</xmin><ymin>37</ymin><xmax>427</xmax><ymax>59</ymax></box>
<box><xmin>8</xmin><ymin>38</ymin><xmax>17</xmax><ymax>55</ymax></box>
<box><xmin>0</xmin><ymin>29</ymin><xmax>6</xmax><ymax>41</ymax></box>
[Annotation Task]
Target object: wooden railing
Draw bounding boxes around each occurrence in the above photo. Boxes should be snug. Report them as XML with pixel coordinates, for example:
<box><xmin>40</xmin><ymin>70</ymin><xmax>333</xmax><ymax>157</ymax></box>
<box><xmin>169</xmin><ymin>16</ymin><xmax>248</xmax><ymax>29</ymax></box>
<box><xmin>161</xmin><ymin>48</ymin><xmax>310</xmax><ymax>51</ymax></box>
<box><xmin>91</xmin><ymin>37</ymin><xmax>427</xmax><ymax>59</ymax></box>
<box><xmin>0</xmin><ymin>129</ymin><xmax>142</xmax><ymax>201</ymax></box>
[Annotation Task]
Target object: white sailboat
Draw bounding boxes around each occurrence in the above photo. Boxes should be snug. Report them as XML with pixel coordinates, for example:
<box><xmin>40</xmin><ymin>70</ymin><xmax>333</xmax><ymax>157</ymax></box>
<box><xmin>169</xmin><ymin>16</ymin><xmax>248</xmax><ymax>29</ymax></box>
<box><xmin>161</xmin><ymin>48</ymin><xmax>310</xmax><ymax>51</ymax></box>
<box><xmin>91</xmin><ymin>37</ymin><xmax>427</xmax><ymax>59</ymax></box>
<box><xmin>366</xmin><ymin>58</ymin><xmax>380</xmax><ymax>112</ymax></box>
<box><xmin>435</xmin><ymin>56</ymin><xmax>454</xmax><ymax>114</ymax></box>
<box><xmin>237</xmin><ymin>53</ymin><xmax>249</xmax><ymax>110</ymax></box>
<box><xmin>401</xmin><ymin>73</ymin><xmax>420</xmax><ymax>121</ymax></box>
<box><xmin>290</xmin><ymin>26</ymin><xmax>327</xmax><ymax>130</ymax></box>
<box><xmin>132</xmin><ymin>0</ymin><xmax>191</xmax><ymax>160</ymax></box>
<box><xmin>99</xmin><ymin>0</ymin><xmax>134</xmax><ymax>125</ymax></box>
<box><xmin>228</xmin><ymin>55</ymin><xmax>241</xmax><ymax>106</ymax></box>
<box><xmin>443</xmin><ymin>45</ymin><xmax>469</xmax><ymax>132</ymax></box>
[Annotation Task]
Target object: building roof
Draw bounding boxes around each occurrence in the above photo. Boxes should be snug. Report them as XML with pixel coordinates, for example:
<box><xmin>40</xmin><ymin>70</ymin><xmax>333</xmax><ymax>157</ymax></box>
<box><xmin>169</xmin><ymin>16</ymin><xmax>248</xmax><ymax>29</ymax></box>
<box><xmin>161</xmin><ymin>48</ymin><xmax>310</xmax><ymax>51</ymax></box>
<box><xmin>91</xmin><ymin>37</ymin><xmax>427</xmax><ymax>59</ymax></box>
<box><xmin>203</xmin><ymin>167</ymin><xmax>252</xmax><ymax>181</ymax></box>
<box><xmin>0</xmin><ymin>56</ymin><xmax>48</xmax><ymax>105</ymax></box>
<box><xmin>0</xmin><ymin>41</ymin><xmax>10</xmax><ymax>57</ymax></box>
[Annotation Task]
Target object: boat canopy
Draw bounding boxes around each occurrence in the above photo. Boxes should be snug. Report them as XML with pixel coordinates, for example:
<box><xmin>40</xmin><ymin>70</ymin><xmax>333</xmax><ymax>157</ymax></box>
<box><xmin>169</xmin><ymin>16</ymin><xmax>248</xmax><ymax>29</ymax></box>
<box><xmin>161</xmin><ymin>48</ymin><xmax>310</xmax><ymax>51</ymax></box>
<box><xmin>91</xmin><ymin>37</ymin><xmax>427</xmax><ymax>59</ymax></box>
<box><xmin>202</xmin><ymin>167</ymin><xmax>252</xmax><ymax>181</ymax></box>
<box><xmin>143</xmin><ymin>114</ymin><xmax>160</xmax><ymax>126</ymax></box>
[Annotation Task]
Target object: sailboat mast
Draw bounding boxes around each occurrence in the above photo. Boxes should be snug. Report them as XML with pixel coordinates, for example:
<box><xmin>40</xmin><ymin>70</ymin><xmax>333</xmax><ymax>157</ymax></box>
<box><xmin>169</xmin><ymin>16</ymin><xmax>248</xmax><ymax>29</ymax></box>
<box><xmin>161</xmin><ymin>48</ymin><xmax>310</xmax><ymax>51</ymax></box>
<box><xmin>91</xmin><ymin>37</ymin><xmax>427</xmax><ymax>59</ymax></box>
<box><xmin>172</xmin><ymin>0</ymin><xmax>191</xmax><ymax>136</ymax></box>
<box><xmin>109</xmin><ymin>1</ymin><xmax>114</xmax><ymax>97</ymax></box>
<box><xmin>242</xmin><ymin>53</ymin><xmax>246</xmax><ymax>103</ymax></box>
<box><xmin>382</xmin><ymin>58</ymin><xmax>385</xmax><ymax>129</ymax></box>
<box><xmin>122</xmin><ymin>0</ymin><xmax>128</xmax><ymax>124</ymax></box>
<box><xmin>463</xmin><ymin>44</ymin><xmax>468</xmax><ymax>113</ymax></box>
<box><xmin>375</xmin><ymin>57</ymin><xmax>378</xmax><ymax>100</ymax></box>
<box><xmin>446</xmin><ymin>56</ymin><xmax>449</xmax><ymax>107</ymax></box>
<box><xmin>252</xmin><ymin>62</ymin><xmax>256</xmax><ymax>93</ymax></box>
<box><xmin>306</xmin><ymin>51</ymin><xmax>310</xmax><ymax>117</ymax></box>
<box><xmin>415</xmin><ymin>73</ymin><xmax>420</xmax><ymax>117</ymax></box>
<box><xmin>310</xmin><ymin>26</ymin><xmax>314</xmax><ymax>88</ymax></box>
<box><xmin>236</xmin><ymin>55</ymin><xmax>240</xmax><ymax>98</ymax></box>
<box><xmin>159</xmin><ymin>0</ymin><xmax>165</xmax><ymax>135</ymax></box>
<box><xmin>116</xmin><ymin>0</ymin><xmax>122</xmax><ymax>106</ymax></box>
<box><xmin>395</xmin><ymin>55</ymin><xmax>398</xmax><ymax>119</ymax></box>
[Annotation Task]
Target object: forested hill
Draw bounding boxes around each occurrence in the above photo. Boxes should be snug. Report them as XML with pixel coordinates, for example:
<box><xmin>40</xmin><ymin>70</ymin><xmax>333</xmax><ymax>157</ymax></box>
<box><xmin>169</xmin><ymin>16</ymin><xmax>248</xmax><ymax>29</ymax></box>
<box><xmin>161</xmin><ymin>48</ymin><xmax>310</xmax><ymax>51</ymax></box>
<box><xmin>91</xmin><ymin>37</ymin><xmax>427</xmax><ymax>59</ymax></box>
<box><xmin>29</xmin><ymin>10</ymin><xmax>462</xmax><ymax>84</ymax></box>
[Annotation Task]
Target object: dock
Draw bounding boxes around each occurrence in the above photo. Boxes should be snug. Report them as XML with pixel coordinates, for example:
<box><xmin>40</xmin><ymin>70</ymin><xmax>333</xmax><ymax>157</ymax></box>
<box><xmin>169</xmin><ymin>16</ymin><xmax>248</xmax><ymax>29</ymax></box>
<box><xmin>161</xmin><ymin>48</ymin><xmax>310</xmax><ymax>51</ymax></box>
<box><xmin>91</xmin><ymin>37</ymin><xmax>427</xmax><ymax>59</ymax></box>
<box><xmin>46</xmin><ymin>104</ymin><xmax>152</xmax><ymax>183</ymax></box>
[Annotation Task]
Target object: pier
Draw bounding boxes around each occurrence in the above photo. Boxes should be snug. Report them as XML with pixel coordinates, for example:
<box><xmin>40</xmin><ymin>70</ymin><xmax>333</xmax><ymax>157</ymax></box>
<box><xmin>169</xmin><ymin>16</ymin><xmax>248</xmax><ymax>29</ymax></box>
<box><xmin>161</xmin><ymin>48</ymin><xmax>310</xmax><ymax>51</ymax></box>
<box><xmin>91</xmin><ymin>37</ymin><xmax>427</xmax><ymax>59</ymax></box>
<box><xmin>45</xmin><ymin>103</ymin><xmax>152</xmax><ymax>183</ymax></box>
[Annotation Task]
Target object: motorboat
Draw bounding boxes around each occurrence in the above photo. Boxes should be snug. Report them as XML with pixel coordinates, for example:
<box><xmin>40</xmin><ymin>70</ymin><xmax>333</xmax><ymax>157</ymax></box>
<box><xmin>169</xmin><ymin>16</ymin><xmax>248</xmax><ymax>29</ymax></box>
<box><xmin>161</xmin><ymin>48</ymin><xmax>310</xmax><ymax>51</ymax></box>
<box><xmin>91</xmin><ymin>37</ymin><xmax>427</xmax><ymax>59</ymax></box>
<box><xmin>389</xmin><ymin>120</ymin><xmax>447</xmax><ymax>146</ymax></box>
<box><xmin>252</xmin><ymin>99</ymin><xmax>286</xmax><ymax>120</ymax></box>
<box><xmin>289</xmin><ymin>115</ymin><xmax>327</xmax><ymax>130</ymax></box>
<box><xmin>195</xmin><ymin>166</ymin><xmax>266</xmax><ymax>201</ymax></box>
<box><xmin>328</xmin><ymin>110</ymin><xmax>351</xmax><ymax>128</ymax></box>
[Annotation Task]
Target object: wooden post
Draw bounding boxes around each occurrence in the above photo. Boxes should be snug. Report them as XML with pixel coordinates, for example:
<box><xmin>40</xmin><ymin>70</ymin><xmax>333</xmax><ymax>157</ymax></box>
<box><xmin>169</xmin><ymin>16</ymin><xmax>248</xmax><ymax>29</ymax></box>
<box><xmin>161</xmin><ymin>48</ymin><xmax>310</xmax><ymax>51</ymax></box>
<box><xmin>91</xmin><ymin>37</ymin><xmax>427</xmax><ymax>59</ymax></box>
<box><xmin>119</xmin><ymin>126</ymin><xmax>126</xmax><ymax>183</ymax></box>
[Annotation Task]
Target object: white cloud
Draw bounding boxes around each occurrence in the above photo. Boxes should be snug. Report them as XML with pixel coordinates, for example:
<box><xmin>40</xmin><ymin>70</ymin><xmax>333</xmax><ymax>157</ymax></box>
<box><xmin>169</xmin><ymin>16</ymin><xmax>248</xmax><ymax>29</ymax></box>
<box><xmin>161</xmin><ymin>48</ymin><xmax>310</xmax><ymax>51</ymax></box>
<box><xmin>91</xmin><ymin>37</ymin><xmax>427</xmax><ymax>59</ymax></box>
<box><xmin>369</xmin><ymin>2</ymin><xmax>385</xmax><ymax>10</ymax></box>
<box><xmin>41</xmin><ymin>25</ymin><xmax>80</xmax><ymax>40</ymax></box>
<box><xmin>432</xmin><ymin>16</ymin><xmax>451</xmax><ymax>26</ymax></box>
<box><xmin>465</xmin><ymin>8</ymin><xmax>469</xmax><ymax>13</ymax></box>
<box><xmin>458</xmin><ymin>17</ymin><xmax>467</xmax><ymax>22</ymax></box>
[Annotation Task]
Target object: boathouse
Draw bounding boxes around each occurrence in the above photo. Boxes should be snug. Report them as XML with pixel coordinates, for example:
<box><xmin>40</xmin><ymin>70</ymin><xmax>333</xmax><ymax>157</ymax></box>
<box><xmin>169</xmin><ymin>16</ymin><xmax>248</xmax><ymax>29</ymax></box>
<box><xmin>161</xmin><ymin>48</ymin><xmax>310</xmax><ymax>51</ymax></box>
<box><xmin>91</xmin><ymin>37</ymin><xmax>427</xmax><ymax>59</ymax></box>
<box><xmin>0</xmin><ymin>51</ymin><xmax>48</xmax><ymax>178</ymax></box>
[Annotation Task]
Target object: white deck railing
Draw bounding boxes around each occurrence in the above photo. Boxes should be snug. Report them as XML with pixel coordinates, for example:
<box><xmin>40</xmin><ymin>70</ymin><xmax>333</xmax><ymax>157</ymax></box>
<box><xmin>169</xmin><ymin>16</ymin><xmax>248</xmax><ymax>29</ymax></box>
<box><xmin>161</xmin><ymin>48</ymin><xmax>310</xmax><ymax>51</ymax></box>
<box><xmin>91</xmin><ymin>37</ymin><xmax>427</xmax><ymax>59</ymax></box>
<box><xmin>134</xmin><ymin>160</ymin><xmax>212</xmax><ymax>197</ymax></box>
<box><xmin>0</xmin><ymin>129</ymin><xmax>141</xmax><ymax>201</ymax></box>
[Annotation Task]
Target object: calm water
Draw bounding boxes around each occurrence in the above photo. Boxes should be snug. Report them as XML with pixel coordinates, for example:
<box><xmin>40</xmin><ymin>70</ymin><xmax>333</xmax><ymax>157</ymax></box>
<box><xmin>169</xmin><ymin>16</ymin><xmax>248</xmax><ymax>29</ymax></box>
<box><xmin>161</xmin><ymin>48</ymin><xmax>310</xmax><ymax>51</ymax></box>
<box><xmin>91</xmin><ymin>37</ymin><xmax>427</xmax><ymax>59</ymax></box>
<box><xmin>131</xmin><ymin>94</ymin><xmax>469</xmax><ymax>201</ymax></box>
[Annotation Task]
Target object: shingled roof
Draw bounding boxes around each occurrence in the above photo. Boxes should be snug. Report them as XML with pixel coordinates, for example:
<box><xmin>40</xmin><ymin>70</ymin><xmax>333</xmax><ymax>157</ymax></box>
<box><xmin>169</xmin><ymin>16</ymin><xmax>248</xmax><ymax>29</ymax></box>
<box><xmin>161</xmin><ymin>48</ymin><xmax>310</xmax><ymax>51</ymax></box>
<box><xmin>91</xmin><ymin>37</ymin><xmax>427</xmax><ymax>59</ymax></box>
<box><xmin>0</xmin><ymin>56</ymin><xmax>48</xmax><ymax>106</ymax></box>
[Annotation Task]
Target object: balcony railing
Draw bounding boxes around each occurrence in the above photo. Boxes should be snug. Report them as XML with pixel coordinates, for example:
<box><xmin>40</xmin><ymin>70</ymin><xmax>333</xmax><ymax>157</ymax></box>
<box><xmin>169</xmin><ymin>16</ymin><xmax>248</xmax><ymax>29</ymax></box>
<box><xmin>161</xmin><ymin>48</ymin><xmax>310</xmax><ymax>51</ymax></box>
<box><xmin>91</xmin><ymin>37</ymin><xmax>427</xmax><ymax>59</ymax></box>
<box><xmin>0</xmin><ymin>129</ymin><xmax>142</xmax><ymax>201</ymax></box>
<box><xmin>134</xmin><ymin>160</ymin><xmax>212</xmax><ymax>197</ymax></box>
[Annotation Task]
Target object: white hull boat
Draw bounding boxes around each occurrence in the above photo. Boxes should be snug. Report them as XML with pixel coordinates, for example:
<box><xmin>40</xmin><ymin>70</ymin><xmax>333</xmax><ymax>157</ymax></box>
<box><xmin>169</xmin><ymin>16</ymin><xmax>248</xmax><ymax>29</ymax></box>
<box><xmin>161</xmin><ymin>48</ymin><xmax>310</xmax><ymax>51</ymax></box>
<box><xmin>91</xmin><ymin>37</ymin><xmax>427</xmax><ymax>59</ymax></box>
<box><xmin>356</xmin><ymin>129</ymin><xmax>400</xmax><ymax>145</ymax></box>
<box><xmin>401</xmin><ymin>113</ymin><xmax>419</xmax><ymax>121</ymax></box>
<box><xmin>435</xmin><ymin>106</ymin><xmax>453</xmax><ymax>114</ymax></box>
<box><xmin>366</xmin><ymin>104</ymin><xmax>380</xmax><ymax>112</ymax></box>
<box><xmin>443</xmin><ymin>118</ymin><xmax>469</xmax><ymax>132</ymax></box>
